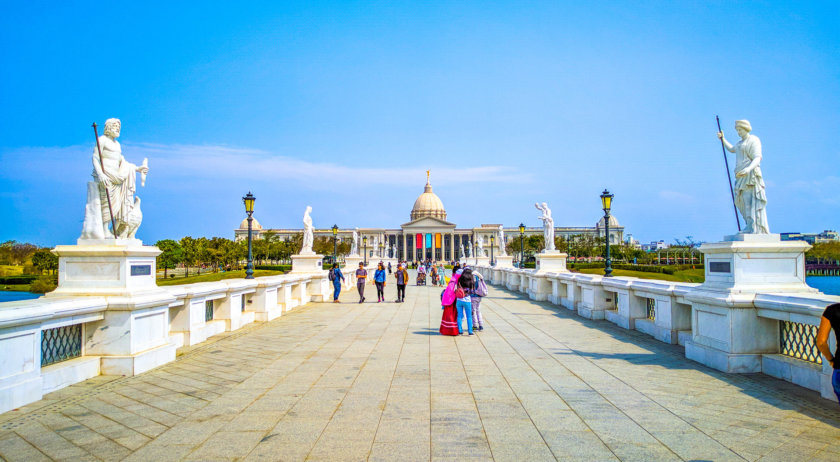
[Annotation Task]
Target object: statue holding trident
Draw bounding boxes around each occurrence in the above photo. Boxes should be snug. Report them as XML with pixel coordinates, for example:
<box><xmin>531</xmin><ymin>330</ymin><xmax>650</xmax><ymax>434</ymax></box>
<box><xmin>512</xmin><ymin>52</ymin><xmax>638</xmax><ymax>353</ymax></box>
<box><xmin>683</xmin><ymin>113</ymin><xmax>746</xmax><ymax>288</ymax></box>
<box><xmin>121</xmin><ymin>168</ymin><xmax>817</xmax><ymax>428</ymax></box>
<box><xmin>80</xmin><ymin>118</ymin><xmax>148</xmax><ymax>240</ymax></box>
<box><xmin>717</xmin><ymin>119</ymin><xmax>770</xmax><ymax>234</ymax></box>
<box><xmin>535</xmin><ymin>202</ymin><xmax>555</xmax><ymax>251</ymax></box>
<box><xmin>350</xmin><ymin>228</ymin><xmax>359</xmax><ymax>256</ymax></box>
<box><xmin>497</xmin><ymin>225</ymin><xmax>507</xmax><ymax>256</ymax></box>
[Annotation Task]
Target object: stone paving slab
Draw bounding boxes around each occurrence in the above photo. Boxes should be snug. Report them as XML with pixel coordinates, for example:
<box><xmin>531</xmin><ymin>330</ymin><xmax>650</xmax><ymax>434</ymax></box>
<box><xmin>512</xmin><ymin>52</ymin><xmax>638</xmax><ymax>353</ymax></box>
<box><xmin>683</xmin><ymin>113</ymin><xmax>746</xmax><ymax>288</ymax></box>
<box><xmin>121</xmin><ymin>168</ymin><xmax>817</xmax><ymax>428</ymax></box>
<box><xmin>1</xmin><ymin>275</ymin><xmax>840</xmax><ymax>461</ymax></box>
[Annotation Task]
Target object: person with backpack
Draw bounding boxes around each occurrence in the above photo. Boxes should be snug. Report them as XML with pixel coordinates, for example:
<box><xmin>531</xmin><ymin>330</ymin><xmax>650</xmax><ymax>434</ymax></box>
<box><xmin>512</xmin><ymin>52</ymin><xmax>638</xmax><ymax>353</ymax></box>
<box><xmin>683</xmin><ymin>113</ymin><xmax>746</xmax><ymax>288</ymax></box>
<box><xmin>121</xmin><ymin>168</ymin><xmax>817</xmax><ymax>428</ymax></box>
<box><xmin>329</xmin><ymin>263</ymin><xmax>345</xmax><ymax>303</ymax></box>
<box><xmin>394</xmin><ymin>263</ymin><xmax>409</xmax><ymax>302</ymax></box>
<box><xmin>456</xmin><ymin>269</ymin><xmax>474</xmax><ymax>335</ymax></box>
<box><xmin>374</xmin><ymin>262</ymin><xmax>387</xmax><ymax>302</ymax></box>
<box><xmin>470</xmin><ymin>270</ymin><xmax>488</xmax><ymax>331</ymax></box>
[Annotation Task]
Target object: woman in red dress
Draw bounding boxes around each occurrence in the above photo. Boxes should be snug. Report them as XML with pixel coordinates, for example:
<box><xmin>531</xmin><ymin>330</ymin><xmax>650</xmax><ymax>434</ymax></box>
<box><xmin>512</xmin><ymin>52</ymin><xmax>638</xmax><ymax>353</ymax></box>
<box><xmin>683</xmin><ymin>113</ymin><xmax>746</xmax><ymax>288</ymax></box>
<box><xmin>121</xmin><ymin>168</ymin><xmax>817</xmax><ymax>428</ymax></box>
<box><xmin>439</xmin><ymin>271</ymin><xmax>461</xmax><ymax>336</ymax></box>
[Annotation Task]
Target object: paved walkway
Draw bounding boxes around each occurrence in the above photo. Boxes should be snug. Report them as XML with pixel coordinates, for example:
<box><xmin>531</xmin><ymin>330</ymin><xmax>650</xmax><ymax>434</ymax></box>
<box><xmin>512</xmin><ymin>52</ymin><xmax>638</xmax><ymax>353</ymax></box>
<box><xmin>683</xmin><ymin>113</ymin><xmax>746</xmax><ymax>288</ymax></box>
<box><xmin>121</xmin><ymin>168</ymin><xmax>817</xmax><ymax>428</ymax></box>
<box><xmin>1</xmin><ymin>277</ymin><xmax>840</xmax><ymax>461</ymax></box>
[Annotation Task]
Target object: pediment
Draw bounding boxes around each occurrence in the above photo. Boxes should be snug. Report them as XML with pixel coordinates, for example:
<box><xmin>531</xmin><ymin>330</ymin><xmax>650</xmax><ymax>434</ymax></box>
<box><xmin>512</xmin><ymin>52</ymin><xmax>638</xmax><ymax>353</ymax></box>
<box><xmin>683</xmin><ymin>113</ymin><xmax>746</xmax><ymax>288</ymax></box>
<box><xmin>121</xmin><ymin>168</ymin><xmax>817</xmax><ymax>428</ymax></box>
<box><xmin>401</xmin><ymin>216</ymin><xmax>456</xmax><ymax>228</ymax></box>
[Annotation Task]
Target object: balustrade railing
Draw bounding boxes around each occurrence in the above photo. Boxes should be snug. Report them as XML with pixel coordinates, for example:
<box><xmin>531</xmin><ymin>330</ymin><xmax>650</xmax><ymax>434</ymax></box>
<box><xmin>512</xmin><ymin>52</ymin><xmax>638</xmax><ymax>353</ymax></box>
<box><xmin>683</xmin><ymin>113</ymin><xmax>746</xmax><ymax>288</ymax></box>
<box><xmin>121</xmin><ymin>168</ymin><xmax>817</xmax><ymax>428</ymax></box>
<box><xmin>646</xmin><ymin>298</ymin><xmax>656</xmax><ymax>321</ymax></box>
<box><xmin>41</xmin><ymin>324</ymin><xmax>82</xmax><ymax>366</ymax></box>
<box><xmin>779</xmin><ymin>320</ymin><xmax>822</xmax><ymax>364</ymax></box>
<box><xmin>205</xmin><ymin>300</ymin><xmax>214</xmax><ymax>322</ymax></box>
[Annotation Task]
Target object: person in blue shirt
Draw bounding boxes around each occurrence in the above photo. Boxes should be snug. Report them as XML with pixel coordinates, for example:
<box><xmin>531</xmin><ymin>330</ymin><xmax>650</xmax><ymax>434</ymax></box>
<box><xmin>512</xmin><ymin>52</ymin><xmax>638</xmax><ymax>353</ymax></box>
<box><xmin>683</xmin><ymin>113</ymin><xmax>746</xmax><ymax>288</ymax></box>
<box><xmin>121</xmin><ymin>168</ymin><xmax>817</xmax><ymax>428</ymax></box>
<box><xmin>374</xmin><ymin>262</ymin><xmax>387</xmax><ymax>302</ymax></box>
<box><xmin>330</xmin><ymin>263</ymin><xmax>345</xmax><ymax>303</ymax></box>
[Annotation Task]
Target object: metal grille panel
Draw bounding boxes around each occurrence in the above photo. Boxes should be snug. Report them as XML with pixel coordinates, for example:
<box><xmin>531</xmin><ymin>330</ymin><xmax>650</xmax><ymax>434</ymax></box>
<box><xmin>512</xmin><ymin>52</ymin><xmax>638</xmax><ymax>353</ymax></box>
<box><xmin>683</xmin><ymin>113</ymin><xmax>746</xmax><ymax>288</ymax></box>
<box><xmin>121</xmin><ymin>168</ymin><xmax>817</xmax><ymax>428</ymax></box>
<box><xmin>41</xmin><ymin>324</ymin><xmax>82</xmax><ymax>367</ymax></box>
<box><xmin>646</xmin><ymin>298</ymin><xmax>656</xmax><ymax>320</ymax></box>
<box><xmin>780</xmin><ymin>321</ymin><xmax>822</xmax><ymax>364</ymax></box>
<box><xmin>205</xmin><ymin>300</ymin><xmax>214</xmax><ymax>322</ymax></box>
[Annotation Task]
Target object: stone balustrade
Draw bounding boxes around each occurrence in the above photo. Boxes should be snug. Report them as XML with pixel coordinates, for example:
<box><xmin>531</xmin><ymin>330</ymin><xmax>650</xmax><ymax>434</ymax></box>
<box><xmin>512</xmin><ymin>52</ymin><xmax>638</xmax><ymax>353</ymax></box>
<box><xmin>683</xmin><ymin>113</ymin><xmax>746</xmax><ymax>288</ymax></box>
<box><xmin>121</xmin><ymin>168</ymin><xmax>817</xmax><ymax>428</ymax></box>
<box><xmin>475</xmin><ymin>263</ymin><xmax>840</xmax><ymax>402</ymax></box>
<box><xmin>0</xmin><ymin>270</ymin><xmax>334</xmax><ymax>414</ymax></box>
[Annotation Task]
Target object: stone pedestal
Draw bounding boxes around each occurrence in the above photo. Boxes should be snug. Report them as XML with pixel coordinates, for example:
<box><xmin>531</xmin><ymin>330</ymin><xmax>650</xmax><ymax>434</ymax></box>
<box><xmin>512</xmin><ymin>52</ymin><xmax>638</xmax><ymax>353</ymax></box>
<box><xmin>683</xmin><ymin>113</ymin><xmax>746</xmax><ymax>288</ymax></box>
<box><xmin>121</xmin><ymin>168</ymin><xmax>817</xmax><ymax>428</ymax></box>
<box><xmin>473</xmin><ymin>256</ymin><xmax>490</xmax><ymax>266</ymax></box>
<box><xmin>50</xmin><ymin>239</ymin><xmax>161</xmax><ymax>297</ymax></box>
<box><xmin>685</xmin><ymin>234</ymin><xmax>817</xmax><ymax>373</ymax></box>
<box><xmin>535</xmin><ymin>251</ymin><xmax>568</xmax><ymax>274</ymax></box>
<box><xmin>493</xmin><ymin>256</ymin><xmax>514</xmax><ymax>268</ymax></box>
<box><xmin>49</xmin><ymin>239</ymin><xmax>176</xmax><ymax>376</ymax></box>
<box><xmin>291</xmin><ymin>253</ymin><xmax>324</xmax><ymax>273</ymax></box>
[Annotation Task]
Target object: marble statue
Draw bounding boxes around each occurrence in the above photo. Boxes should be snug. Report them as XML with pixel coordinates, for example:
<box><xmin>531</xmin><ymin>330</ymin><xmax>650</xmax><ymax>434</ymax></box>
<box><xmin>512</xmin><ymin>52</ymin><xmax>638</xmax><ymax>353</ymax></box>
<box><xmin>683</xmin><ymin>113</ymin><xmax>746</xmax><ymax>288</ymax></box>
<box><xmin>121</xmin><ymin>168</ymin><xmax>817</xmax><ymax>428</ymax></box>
<box><xmin>498</xmin><ymin>225</ymin><xmax>507</xmax><ymax>256</ymax></box>
<box><xmin>372</xmin><ymin>236</ymin><xmax>379</xmax><ymax>258</ymax></box>
<box><xmin>717</xmin><ymin>120</ymin><xmax>769</xmax><ymax>234</ymax></box>
<box><xmin>301</xmin><ymin>206</ymin><xmax>314</xmax><ymax>254</ymax></box>
<box><xmin>476</xmin><ymin>236</ymin><xmax>484</xmax><ymax>256</ymax></box>
<box><xmin>466</xmin><ymin>240</ymin><xmax>472</xmax><ymax>258</ymax></box>
<box><xmin>459</xmin><ymin>244</ymin><xmax>465</xmax><ymax>260</ymax></box>
<box><xmin>81</xmin><ymin>118</ymin><xmax>149</xmax><ymax>240</ymax></box>
<box><xmin>535</xmin><ymin>202</ymin><xmax>555</xmax><ymax>251</ymax></box>
<box><xmin>351</xmin><ymin>228</ymin><xmax>359</xmax><ymax>255</ymax></box>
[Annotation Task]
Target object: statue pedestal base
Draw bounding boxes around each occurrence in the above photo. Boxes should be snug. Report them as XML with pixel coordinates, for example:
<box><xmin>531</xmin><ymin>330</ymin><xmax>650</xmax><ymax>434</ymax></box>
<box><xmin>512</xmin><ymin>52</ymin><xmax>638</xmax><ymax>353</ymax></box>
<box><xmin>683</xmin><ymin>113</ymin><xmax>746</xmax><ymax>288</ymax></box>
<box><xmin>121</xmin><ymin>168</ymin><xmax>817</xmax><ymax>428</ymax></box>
<box><xmin>291</xmin><ymin>254</ymin><xmax>324</xmax><ymax>273</ymax></box>
<box><xmin>49</xmin><ymin>239</ymin><xmax>161</xmax><ymax>297</ymax></box>
<box><xmin>686</xmin><ymin>233</ymin><xmax>817</xmax><ymax>374</ymax></box>
<box><xmin>535</xmin><ymin>251</ymin><xmax>568</xmax><ymax>273</ymax></box>
<box><xmin>47</xmin><ymin>239</ymin><xmax>176</xmax><ymax>378</ymax></box>
<box><xmin>473</xmin><ymin>256</ymin><xmax>490</xmax><ymax>266</ymax></box>
<box><xmin>493</xmin><ymin>256</ymin><xmax>514</xmax><ymax>268</ymax></box>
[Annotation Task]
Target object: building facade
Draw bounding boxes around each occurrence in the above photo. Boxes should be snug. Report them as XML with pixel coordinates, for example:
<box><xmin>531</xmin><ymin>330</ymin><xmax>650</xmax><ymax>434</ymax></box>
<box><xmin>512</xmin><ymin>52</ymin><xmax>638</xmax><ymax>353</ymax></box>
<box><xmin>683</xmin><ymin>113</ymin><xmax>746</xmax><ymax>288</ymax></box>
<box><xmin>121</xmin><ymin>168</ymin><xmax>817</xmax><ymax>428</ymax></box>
<box><xmin>235</xmin><ymin>175</ymin><xmax>624</xmax><ymax>261</ymax></box>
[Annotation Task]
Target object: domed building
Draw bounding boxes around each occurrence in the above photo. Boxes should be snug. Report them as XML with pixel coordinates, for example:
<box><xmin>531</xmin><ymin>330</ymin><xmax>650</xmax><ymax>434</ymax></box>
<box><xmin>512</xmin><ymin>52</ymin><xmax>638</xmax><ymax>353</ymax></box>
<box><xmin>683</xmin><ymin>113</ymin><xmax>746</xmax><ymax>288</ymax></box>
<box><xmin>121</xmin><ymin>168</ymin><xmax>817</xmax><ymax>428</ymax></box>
<box><xmin>410</xmin><ymin>176</ymin><xmax>447</xmax><ymax>221</ymax></box>
<box><xmin>234</xmin><ymin>171</ymin><xmax>624</xmax><ymax>262</ymax></box>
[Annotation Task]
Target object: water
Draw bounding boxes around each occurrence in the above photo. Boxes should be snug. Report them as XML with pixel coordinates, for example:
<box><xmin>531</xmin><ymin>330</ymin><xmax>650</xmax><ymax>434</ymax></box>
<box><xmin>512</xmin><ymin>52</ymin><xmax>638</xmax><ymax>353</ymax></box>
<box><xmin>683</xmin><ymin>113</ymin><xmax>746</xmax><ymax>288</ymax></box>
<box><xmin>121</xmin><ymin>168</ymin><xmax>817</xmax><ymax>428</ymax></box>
<box><xmin>806</xmin><ymin>276</ymin><xmax>840</xmax><ymax>296</ymax></box>
<box><xmin>0</xmin><ymin>291</ymin><xmax>40</xmax><ymax>303</ymax></box>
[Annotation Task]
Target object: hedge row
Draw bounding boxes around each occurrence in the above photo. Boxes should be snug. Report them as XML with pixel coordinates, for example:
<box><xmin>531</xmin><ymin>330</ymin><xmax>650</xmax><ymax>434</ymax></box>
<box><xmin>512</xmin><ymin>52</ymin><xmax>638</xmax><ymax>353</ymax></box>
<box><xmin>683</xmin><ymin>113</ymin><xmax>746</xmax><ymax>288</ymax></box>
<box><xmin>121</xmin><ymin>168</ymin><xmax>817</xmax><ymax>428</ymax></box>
<box><xmin>569</xmin><ymin>263</ymin><xmax>703</xmax><ymax>275</ymax></box>
<box><xmin>0</xmin><ymin>275</ymin><xmax>38</xmax><ymax>284</ymax></box>
<box><xmin>254</xmin><ymin>265</ymin><xmax>293</xmax><ymax>272</ymax></box>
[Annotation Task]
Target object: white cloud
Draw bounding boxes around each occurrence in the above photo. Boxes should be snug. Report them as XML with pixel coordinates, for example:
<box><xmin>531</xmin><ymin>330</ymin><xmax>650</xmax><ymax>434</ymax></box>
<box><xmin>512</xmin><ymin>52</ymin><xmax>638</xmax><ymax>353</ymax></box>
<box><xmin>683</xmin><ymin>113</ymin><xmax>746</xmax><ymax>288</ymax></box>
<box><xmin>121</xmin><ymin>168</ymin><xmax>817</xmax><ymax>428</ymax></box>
<box><xmin>1</xmin><ymin>142</ymin><xmax>533</xmax><ymax>190</ymax></box>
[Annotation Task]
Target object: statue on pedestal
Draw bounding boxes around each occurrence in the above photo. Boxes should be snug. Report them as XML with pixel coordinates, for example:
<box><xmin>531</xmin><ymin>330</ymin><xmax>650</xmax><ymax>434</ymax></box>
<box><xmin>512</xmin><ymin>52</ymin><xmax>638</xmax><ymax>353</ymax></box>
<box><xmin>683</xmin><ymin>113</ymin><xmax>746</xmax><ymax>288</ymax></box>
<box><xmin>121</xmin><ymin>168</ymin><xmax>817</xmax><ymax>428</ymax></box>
<box><xmin>717</xmin><ymin>120</ymin><xmax>770</xmax><ymax>234</ymax></box>
<box><xmin>535</xmin><ymin>202</ymin><xmax>555</xmax><ymax>251</ymax></box>
<box><xmin>301</xmin><ymin>206</ymin><xmax>314</xmax><ymax>254</ymax></box>
<box><xmin>351</xmin><ymin>228</ymin><xmax>359</xmax><ymax>256</ymax></box>
<box><xmin>459</xmin><ymin>243</ymin><xmax>465</xmax><ymax>260</ymax></box>
<box><xmin>498</xmin><ymin>225</ymin><xmax>507</xmax><ymax>256</ymax></box>
<box><xmin>81</xmin><ymin>118</ymin><xmax>149</xmax><ymax>240</ymax></box>
<box><xmin>476</xmin><ymin>236</ymin><xmax>484</xmax><ymax>256</ymax></box>
<box><xmin>466</xmin><ymin>240</ymin><xmax>472</xmax><ymax>258</ymax></box>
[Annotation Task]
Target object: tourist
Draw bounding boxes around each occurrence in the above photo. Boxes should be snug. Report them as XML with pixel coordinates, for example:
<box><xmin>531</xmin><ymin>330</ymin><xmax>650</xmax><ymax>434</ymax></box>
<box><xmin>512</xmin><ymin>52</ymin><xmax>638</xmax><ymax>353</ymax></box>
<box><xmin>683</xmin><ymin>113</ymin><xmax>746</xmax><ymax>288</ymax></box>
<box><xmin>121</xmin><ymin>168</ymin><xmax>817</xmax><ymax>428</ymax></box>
<box><xmin>355</xmin><ymin>262</ymin><xmax>367</xmax><ymax>303</ymax></box>
<box><xmin>329</xmin><ymin>263</ymin><xmax>345</xmax><ymax>303</ymax></box>
<box><xmin>374</xmin><ymin>262</ymin><xmax>387</xmax><ymax>302</ymax></box>
<box><xmin>430</xmin><ymin>265</ymin><xmax>439</xmax><ymax>285</ymax></box>
<box><xmin>456</xmin><ymin>269</ymin><xmax>474</xmax><ymax>335</ymax></box>
<box><xmin>387</xmin><ymin>262</ymin><xmax>392</xmax><ymax>274</ymax></box>
<box><xmin>439</xmin><ymin>263</ymin><xmax>447</xmax><ymax>287</ymax></box>
<box><xmin>439</xmin><ymin>271</ymin><xmax>460</xmax><ymax>336</ymax></box>
<box><xmin>816</xmin><ymin>302</ymin><xmax>840</xmax><ymax>404</ymax></box>
<box><xmin>470</xmin><ymin>270</ymin><xmax>487</xmax><ymax>331</ymax></box>
<box><xmin>395</xmin><ymin>263</ymin><xmax>408</xmax><ymax>302</ymax></box>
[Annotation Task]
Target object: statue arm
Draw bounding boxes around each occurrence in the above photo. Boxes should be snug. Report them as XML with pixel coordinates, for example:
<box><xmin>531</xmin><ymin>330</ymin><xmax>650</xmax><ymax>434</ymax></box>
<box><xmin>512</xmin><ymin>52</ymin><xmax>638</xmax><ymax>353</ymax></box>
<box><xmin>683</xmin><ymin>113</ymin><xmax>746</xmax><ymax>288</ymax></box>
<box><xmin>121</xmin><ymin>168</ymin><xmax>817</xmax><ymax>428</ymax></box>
<box><xmin>91</xmin><ymin>139</ymin><xmax>112</xmax><ymax>187</ymax></box>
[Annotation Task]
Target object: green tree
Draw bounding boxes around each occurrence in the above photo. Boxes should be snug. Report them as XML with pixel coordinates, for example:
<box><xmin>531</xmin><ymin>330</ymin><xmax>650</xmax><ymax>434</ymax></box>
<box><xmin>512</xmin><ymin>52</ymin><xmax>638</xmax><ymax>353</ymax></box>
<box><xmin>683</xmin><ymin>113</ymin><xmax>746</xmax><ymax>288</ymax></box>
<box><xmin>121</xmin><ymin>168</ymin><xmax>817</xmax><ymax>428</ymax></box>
<box><xmin>155</xmin><ymin>239</ymin><xmax>183</xmax><ymax>278</ymax></box>
<box><xmin>30</xmin><ymin>248</ymin><xmax>58</xmax><ymax>275</ymax></box>
<box><xmin>179</xmin><ymin>236</ymin><xmax>198</xmax><ymax>277</ymax></box>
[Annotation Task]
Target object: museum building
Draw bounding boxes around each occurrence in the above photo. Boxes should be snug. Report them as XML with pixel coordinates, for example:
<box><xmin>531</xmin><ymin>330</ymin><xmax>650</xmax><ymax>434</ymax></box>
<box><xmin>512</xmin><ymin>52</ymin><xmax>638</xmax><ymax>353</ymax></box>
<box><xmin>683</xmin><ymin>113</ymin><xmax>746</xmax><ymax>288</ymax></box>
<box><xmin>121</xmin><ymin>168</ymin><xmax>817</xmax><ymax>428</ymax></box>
<box><xmin>235</xmin><ymin>174</ymin><xmax>624</xmax><ymax>261</ymax></box>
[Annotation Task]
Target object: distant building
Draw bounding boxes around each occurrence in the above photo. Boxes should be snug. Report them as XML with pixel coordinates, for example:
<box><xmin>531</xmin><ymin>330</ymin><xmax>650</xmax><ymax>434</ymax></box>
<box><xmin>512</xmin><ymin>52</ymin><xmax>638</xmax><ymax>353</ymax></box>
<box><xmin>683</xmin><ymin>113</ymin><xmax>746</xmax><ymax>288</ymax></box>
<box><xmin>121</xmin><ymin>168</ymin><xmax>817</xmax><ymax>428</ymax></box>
<box><xmin>625</xmin><ymin>234</ymin><xmax>640</xmax><ymax>248</ymax></box>
<box><xmin>234</xmin><ymin>173</ymin><xmax>625</xmax><ymax>260</ymax></box>
<box><xmin>640</xmin><ymin>240</ymin><xmax>669</xmax><ymax>252</ymax></box>
<box><xmin>781</xmin><ymin>230</ymin><xmax>839</xmax><ymax>245</ymax></box>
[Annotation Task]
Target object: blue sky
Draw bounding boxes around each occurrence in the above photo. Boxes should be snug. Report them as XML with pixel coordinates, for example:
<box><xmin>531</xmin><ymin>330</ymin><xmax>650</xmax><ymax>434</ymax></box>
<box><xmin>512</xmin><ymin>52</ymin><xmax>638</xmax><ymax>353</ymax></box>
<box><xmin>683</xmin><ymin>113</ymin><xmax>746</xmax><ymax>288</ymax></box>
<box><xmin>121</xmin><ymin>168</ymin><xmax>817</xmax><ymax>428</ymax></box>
<box><xmin>1</xmin><ymin>1</ymin><xmax>838</xmax><ymax>246</ymax></box>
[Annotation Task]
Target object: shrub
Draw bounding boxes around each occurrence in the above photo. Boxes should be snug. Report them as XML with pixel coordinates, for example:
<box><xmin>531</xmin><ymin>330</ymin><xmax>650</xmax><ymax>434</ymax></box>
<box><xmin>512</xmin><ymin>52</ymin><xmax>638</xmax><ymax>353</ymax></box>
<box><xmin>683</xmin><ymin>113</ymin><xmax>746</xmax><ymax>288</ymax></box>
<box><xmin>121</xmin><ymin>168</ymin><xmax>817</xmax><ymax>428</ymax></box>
<box><xmin>0</xmin><ymin>275</ymin><xmax>38</xmax><ymax>285</ymax></box>
<box><xmin>29</xmin><ymin>276</ymin><xmax>57</xmax><ymax>294</ymax></box>
<box><xmin>254</xmin><ymin>265</ymin><xmax>292</xmax><ymax>272</ymax></box>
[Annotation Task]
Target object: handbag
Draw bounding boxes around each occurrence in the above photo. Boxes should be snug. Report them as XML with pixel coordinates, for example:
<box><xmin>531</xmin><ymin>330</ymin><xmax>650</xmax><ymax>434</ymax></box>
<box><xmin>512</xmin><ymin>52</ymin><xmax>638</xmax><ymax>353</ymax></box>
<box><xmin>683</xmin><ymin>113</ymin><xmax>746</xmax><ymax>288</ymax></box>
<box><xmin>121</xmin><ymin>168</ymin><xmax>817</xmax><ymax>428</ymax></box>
<box><xmin>474</xmin><ymin>277</ymin><xmax>488</xmax><ymax>297</ymax></box>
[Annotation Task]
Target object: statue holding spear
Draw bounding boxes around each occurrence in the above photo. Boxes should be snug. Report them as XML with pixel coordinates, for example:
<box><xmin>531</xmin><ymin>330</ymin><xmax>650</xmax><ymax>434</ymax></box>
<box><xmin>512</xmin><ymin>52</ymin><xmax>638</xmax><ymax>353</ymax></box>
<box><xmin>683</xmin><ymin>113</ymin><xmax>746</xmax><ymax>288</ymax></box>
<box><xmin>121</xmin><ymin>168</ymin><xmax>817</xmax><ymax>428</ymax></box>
<box><xmin>716</xmin><ymin>119</ymin><xmax>769</xmax><ymax>234</ymax></box>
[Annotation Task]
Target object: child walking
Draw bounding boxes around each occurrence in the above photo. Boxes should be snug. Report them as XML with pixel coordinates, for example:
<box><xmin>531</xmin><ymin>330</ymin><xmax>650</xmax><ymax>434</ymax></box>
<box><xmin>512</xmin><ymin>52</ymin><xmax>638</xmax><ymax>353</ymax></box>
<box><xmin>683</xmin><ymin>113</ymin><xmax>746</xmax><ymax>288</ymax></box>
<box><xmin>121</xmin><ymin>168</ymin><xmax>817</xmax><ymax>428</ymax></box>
<box><xmin>456</xmin><ymin>269</ymin><xmax>474</xmax><ymax>335</ymax></box>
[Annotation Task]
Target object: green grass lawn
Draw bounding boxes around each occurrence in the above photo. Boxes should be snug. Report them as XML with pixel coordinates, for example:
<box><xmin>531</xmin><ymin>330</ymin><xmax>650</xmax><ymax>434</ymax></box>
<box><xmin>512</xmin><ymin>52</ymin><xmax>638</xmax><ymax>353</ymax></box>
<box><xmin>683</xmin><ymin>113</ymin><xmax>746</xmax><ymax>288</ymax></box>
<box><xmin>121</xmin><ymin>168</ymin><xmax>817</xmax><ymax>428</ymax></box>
<box><xmin>576</xmin><ymin>267</ymin><xmax>705</xmax><ymax>283</ymax></box>
<box><xmin>0</xmin><ymin>284</ymin><xmax>32</xmax><ymax>292</ymax></box>
<box><xmin>156</xmin><ymin>269</ymin><xmax>287</xmax><ymax>286</ymax></box>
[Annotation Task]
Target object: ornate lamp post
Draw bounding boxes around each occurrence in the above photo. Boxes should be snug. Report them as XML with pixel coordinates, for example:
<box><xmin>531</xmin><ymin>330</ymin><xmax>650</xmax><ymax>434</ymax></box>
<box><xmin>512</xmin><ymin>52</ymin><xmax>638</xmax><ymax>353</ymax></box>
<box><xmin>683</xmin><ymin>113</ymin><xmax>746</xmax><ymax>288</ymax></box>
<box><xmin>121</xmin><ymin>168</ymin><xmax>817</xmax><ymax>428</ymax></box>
<box><xmin>242</xmin><ymin>192</ymin><xmax>256</xmax><ymax>279</ymax></box>
<box><xmin>363</xmin><ymin>236</ymin><xmax>368</xmax><ymax>265</ymax></box>
<box><xmin>490</xmin><ymin>235</ymin><xmax>495</xmax><ymax>266</ymax></box>
<box><xmin>331</xmin><ymin>224</ymin><xmax>338</xmax><ymax>264</ymax></box>
<box><xmin>519</xmin><ymin>223</ymin><xmax>525</xmax><ymax>269</ymax></box>
<box><xmin>600</xmin><ymin>189</ymin><xmax>614</xmax><ymax>277</ymax></box>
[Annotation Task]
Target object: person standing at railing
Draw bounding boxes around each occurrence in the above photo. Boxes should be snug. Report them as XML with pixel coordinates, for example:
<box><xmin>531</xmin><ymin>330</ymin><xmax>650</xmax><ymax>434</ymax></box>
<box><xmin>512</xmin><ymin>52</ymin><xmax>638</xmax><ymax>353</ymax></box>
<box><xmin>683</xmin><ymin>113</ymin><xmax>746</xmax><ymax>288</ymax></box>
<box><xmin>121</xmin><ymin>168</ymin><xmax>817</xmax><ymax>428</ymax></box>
<box><xmin>817</xmin><ymin>303</ymin><xmax>840</xmax><ymax>404</ymax></box>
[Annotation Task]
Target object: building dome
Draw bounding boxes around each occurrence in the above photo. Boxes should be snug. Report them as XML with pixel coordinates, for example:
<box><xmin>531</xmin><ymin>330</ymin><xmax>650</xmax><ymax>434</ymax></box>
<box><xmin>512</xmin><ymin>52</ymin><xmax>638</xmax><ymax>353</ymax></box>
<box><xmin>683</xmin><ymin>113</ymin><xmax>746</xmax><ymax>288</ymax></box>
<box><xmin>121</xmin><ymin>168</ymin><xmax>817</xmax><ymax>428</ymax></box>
<box><xmin>596</xmin><ymin>216</ymin><xmax>620</xmax><ymax>228</ymax></box>
<box><xmin>239</xmin><ymin>216</ymin><xmax>262</xmax><ymax>230</ymax></box>
<box><xmin>410</xmin><ymin>174</ymin><xmax>447</xmax><ymax>221</ymax></box>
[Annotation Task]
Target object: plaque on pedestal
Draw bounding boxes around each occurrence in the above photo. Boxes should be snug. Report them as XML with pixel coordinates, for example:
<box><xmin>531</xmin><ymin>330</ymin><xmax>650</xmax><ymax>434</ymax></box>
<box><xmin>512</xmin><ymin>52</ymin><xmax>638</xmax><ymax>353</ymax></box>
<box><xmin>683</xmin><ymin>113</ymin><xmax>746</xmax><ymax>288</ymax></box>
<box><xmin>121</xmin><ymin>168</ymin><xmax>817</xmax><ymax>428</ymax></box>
<box><xmin>291</xmin><ymin>254</ymin><xmax>324</xmax><ymax>273</ymax></box>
